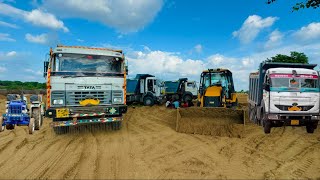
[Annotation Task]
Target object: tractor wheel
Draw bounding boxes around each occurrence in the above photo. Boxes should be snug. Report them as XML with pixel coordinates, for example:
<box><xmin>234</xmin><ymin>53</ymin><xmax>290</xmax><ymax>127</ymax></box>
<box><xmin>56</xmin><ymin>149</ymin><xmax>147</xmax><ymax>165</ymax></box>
<box><xmin>32</xmin><ymin>108</ymin><xmax>41</xmax><ymax>130</ymax></box>
<box><xmin>111</xmin><ymin>121</ymin><xmax>122</xmax><ymax>130</ymax></box>
<box><xmin>29</xmin><ymin>118</ymin><xmax>35</xmax><ymax>134</ymax></box>
<box><xmin>143</xmin><ymin>96</ymin><xmax>154</xmax><ymax>106</ymax></box>
<box><xmin>6</xmin><ymin>124</ymin><xmax>15</xmax><ymax>130</ymax></box>
<box><xmin>0</xmin><ymin>117</ymin><xmax>5</xmax><ymax>132</ymax></box>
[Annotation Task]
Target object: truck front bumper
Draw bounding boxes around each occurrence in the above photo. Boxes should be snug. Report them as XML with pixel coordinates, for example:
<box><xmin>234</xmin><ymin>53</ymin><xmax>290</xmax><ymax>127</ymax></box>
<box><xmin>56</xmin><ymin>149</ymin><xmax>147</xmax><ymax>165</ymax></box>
<box><xmin>266</xmin><ymin>113</ymin><xmax>319</xmax><ymax>126</ymax></box>
<box><xmin>45</xmin><ymin>105</ymin><xmax>127</xmax><ymax>119</ymax></box>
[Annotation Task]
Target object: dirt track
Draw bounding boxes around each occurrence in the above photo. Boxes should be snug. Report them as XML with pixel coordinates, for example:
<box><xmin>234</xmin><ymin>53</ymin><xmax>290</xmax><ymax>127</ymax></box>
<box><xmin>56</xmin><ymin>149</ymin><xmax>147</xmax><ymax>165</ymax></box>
<box><xmin>0</xmin><ymin>96</ymin><xmax>320</xmax><ymax>179</ymax></box>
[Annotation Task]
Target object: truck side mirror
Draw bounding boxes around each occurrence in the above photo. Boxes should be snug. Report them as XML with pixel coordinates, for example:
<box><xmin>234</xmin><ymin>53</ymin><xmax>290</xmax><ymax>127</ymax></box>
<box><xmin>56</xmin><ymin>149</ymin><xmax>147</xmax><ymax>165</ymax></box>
<box><xmin>199</xmin><ymin>86</ymin><xmax>203</xmax><ymax>94</ymax></box>
<box><xmin>43</xmin><ymin>61</ymin><xmax>49</xmax><ymax>77</ymax></box>
<box><xmin>263</xmin><ymin>83</ymin><xmax>270</xmax><ymax>91</ymax></box>
<box><xmin>125</xmin><ymin>65</ymin><xmax>128</xmax><ymax>74</ymax></box>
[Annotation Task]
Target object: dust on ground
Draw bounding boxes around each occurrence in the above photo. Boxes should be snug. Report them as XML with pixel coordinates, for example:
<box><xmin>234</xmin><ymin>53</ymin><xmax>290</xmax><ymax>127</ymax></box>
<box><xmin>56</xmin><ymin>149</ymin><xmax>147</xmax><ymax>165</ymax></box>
<box><xmin>0</xmin><ymin>95</ymin><xmax>320</xmax><ymax>179</ymax></box>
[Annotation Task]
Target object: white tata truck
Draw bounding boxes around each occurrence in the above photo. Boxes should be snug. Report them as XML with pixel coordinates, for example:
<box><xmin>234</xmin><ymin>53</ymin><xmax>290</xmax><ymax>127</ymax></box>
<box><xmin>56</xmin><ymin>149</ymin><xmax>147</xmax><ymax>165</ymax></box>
<box><xmin>44</xmin><ymin>45</ymin><xmax>127</xmax><ymax>134</ymax></box>
<box><xmin>248</xmin><ymin>62</ymin><xmax>320</xmax><ymax>134</ymax></box>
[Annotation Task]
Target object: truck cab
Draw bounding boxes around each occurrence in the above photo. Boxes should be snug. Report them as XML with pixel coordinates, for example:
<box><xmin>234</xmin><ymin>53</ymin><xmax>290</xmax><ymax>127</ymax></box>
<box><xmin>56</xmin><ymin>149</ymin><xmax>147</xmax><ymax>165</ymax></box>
<box><xmin>126</xmin><ymin>74</ymin><xmax>163</xmax><ymax>106</ymax></box>
<box><xmin>43</xmin><ymin>45</ymin><xmax>127</xmax><ymax>133</ymax></box>
<box><xmin>249</xmin><ymin>62</ymin><xmax>320</xmax><ymax>134</ymax></box>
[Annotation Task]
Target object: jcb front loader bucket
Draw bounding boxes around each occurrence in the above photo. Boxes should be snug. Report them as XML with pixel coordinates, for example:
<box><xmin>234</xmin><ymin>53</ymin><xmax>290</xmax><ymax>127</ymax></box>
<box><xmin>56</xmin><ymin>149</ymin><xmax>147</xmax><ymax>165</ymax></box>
<box><xmin>176</xmin><ymin>107</ymin><xmax>245</xmax><ymax>137</ymax></box>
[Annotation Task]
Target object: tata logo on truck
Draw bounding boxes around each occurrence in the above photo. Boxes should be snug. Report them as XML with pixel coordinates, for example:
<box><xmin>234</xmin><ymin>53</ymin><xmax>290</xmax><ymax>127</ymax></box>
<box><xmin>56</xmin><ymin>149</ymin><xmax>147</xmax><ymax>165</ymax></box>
<box><xmin>84</xmin><ymin>86</ymin><xmax>95</xmax><ymax>90</ymax></box>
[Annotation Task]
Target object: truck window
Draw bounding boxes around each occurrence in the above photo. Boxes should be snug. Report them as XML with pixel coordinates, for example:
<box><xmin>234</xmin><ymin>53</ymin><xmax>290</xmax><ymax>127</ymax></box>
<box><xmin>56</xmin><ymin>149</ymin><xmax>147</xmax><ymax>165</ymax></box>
<box><xmin>55</xmin><ymin>53</ymin><xmax>123</xmax><ymax>73</ymax></box>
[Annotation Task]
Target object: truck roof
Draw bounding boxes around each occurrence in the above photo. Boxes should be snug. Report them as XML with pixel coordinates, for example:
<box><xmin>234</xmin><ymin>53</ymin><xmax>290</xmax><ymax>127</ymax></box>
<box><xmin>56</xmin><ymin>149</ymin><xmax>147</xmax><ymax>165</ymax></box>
<box><xmin>52</xmin><ymin>45</ymin><xmax>123</xmax><ymax>57</ymax></box>
<box><xmin>267</xmin><ymin>67</ymin><xmax>318</xmax><ymax>75</ymax></box>
<box><xmin>261</xmin><ymin>62</ymin><xmax>317</xmax><ymax>70</ymax></box>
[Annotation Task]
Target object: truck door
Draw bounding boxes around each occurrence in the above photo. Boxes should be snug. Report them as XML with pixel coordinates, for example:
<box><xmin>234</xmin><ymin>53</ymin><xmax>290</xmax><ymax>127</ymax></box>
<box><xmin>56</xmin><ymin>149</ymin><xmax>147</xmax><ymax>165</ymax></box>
<box><xmin>140</xmin><ymin>79</ymin><xmax>145</xmax><ymax>93</ymax></box>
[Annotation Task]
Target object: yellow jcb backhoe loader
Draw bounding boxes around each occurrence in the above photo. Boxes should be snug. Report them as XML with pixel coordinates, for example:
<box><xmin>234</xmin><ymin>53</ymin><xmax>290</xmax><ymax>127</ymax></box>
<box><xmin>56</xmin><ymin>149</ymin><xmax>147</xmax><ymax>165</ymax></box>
<box><xmin>176</xmin><ymin>69</ymin><xmax>245</xmax><ymax>137</ymax></box>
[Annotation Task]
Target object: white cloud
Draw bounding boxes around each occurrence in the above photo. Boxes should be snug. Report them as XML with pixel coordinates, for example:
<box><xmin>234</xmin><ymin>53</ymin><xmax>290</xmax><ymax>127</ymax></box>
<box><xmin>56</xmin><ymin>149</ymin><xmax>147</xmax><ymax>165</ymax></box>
<box><xmin>0</xmin><ymin>20</ymin><xmax>18</xmax><ymax>28</ymax></box>
<box><xmin>194</xmin><ymin>44</ymin><xmax>203</xmax><ymax>53</ymax></box>
<box><xmin>0</xmin><ymin>33</ymin><xmax>15</xmax><ymax>42</ymax></box>
<box><xmin>265</xmin><ymin>29</ymin><xmax>283</xmax><ymax>49</ymax></box>
<box><xmin>293</xmin><ymin>22</ymin><xmax>320</xmax><ymax>42</ymax></box>
<box><xmin>25</xmin><ymin>33</ymin><xmax>48</xmax><ymax>44</ymax></box>
<box><xmin>127</xmin><ymin>49</ymin><xmax>204</xmax><ymax>80</ymax></box>
<box><xmin>76</xmin><ymin>39</ymin><xmax>84</xmax><ymax>42</ymax></box>
<box><xmin>0</xmin><ymin>66</ymin><xmax>7</xmax><ymax>72</ymax></box>
<box><xmin>6</xmin><ymin>51</ymin><xmax>16</xmax><ymax>57</ymax></box>
<box><xmin>25</xmin><ymin>68</ymin><xmax>42</xmax><ymax>75</ymax></box>
<box><xmin>233</xmin><ymin>15</ymin><xmax>278</xmax><ymax>44</ymax></box>
<box><xmin>41</xmin><ymin>0</ymin><xmax>163</xmax><ymax>32</ymax></box>
<box><xmin>0</xmin><ymin>2</ymin><xmax>68</xmax><ymax>32</ymax></box>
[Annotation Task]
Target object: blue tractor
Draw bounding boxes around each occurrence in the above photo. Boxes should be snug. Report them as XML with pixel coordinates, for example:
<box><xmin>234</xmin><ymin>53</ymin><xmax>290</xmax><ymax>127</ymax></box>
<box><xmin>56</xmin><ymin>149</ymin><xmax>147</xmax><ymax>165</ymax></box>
<box><xmin>0</xmin><ymin>94</ymin><xmax>43</xmax><ymax>134</ymax></box>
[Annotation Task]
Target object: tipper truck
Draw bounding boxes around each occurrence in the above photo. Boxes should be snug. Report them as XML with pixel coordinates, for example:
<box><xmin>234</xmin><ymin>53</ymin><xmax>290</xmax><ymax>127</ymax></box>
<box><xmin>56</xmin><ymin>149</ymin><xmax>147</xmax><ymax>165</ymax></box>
<box><xmin>163</xmin><ymin>78</ymin><xmax>197</xmax><ymax>102</ymax></box>
<box><xmin>126</xmin><ymin>74</ymin><xmax>163</xmax><ymax>106</ymax></box>
<box><xmin>44</xmin><ymin>45</ymin><xmax>128</xmax><ymax>134</ymax></box>
<box><xmin>248</xmin><ymin>62</ymin><xmax>320</xmax><ymax>134</ymax></box>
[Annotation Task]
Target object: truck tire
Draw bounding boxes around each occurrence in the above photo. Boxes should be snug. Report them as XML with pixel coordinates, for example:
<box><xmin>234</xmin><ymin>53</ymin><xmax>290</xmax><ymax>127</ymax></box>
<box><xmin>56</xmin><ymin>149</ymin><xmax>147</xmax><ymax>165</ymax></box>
<box><xmin>0</xmin><ymin>117</ymin><xmax>5</xmax><ymax>132</ymax></box>
<box><xmin>143</xmin><ymin>96</ymin><xmax>154</xmax><ymax>106</ymax></box>
<box><xmin>29</xmin><ymin>118</ymin><xmax>35</xmax><ymax>134</ymax></box>
<box><xmin>263</xmin><ymin>120</ymin><xmax>271</xmax><ymax>134</ymax></box>
<box><xmin>111</xmin><ymin>121</ymin><xmax>122</xmax><ymax>130</ymax></box>
<box><xmin>183</xmin><ymin>94</ymin><xmax>192</xmax><ymax>102</ymax></box>
<box><xmin>32</xmin><ymin>108</ymin><xmax>41</xmax><ymax>130</ymax></box>
<box><xmin>306</xmin><ymin>123</ymin><xmax>315</xmax><ymax>134</ymax></box>
<box><xmin>53</xmin><ymin>127</ymin><xmax>69</xmax><ymax>135</ymax></box>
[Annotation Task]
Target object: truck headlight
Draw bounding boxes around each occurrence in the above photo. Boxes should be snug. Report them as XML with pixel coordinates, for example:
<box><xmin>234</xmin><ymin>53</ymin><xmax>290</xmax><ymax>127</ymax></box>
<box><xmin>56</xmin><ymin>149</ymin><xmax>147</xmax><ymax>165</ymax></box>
<box><xmin>53</xmin><ymin>99</ymin><xmax>64</xmax><ymax>105</ymax></box>
<box><xmin>113</xmin><ymin>97</ymin><xmax>122</xmax><ymax>103</ymax></box>
<box><xmin>267</xmin><ymin>114</ymin><xmax>279</xmax><ymax>120</ymax></box>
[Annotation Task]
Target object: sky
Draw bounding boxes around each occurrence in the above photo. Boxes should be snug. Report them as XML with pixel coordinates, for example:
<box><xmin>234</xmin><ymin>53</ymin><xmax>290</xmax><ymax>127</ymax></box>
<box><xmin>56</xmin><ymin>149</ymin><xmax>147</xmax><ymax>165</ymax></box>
<box><xmin>0</xmin><ymin>0</ymin><xmax>319</xmax><ymax>90</ymax></box>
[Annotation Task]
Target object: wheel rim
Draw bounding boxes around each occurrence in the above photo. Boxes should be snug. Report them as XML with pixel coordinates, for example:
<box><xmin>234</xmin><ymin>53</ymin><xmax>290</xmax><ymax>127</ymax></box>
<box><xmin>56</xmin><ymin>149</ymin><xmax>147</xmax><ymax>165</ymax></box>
<box><xmin>146</xmin><ymin>99</ymin><xmax>151</xmax><ymax>105</ymax></box>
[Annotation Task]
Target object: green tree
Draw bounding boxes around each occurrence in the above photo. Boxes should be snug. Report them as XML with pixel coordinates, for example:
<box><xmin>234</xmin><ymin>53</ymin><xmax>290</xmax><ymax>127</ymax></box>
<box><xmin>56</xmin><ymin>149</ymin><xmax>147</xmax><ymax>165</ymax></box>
<box><xmin>267</xmin><ymin>0</ymin><xmax>320</xmax><ymax>11</ymax></box>
<box><xmin>266</xmin><ymin>51</ymin><xmax>308</xmax><ymax>64</ymax></box>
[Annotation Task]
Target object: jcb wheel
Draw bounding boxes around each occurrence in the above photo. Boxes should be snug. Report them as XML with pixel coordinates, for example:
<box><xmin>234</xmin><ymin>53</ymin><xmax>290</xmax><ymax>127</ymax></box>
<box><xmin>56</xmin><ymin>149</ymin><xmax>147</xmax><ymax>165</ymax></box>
<box><xmin>29</xmin><ymin>118</ymin><xmax>35</xmax><ymax>134</ymax></box>
<box><xmin>0</xmin><ymin>117</ymin><xmax>5</xmax><ymax>132</ymax></box>
<box><xmin>32</xmin><ymin>108</ymin><xmax>41</xmax><ymax>130</ymax></box>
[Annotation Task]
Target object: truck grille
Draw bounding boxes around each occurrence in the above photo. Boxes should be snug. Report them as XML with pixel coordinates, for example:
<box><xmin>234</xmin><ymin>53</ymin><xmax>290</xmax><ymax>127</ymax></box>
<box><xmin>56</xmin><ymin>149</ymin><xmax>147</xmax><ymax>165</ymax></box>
<box><xmin>66</xmin><ymin>91</ymin><xmax>112</xmax><ymax>106</ymax></box>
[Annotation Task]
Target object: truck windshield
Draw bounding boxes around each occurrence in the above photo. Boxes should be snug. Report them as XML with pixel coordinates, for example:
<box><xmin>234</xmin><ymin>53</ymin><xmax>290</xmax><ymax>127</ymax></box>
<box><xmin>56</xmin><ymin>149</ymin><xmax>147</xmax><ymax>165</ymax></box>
<box><xmin>54</xmin><ymin>53</ymin><xmax>122</xmax><ymax>73</ymax></box>
<box><xmin>271</xmin><ymin>74</ymin><xmax>319</xmax><ymax>89</ymax></box>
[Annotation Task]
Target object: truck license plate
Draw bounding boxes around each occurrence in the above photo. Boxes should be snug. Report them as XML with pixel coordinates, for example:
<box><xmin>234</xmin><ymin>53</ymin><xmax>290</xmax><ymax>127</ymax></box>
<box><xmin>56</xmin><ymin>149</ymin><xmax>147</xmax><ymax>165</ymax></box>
<box><xmin>56</xmin><ymin>108</ymin><xmax>69</xmax><ymax>118</ymax></box>
<box><xmin>291</xmin><ymin>120</ymin><xmax>299</xmax><ymax>125</ymax></box>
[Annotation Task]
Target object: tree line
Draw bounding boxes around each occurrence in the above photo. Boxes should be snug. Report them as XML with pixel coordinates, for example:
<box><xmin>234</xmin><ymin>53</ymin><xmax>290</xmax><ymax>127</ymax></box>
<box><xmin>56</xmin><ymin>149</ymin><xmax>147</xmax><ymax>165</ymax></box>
<box><xmin>0</xmin><ymin>81</ymin><xmax>46</xmax><ymax>90</ymax></box>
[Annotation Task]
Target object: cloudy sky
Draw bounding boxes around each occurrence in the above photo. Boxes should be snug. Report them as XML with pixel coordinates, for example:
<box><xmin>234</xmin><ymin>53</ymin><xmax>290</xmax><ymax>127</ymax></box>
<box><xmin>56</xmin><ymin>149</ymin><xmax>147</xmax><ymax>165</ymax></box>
<box><xmin>0</xmin><ymin>0</ymin><xmax>319</xmax><ymax>90</ymax></box>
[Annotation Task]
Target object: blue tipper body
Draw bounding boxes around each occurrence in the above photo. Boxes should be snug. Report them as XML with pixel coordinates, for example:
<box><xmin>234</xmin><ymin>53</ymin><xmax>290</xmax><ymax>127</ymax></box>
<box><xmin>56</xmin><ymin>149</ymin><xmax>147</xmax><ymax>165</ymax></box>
<box><xmin>2</xmin><ymin>100</ymin><xmax>30</xmax><ymax>126</ymax></box>
<box><xmin>127</xmin><ymin>79</ymin><xmax>139</xmax><ymax>95</ymax></box>
<box><xmin>164</xmin><ymin>81</ymin><xmax>179</xmax><ymax>94</ymax></box>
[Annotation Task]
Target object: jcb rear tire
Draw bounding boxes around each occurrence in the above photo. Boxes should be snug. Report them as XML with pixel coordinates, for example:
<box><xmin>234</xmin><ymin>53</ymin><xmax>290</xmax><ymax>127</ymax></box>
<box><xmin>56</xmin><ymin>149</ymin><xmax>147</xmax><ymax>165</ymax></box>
<box><xmin>0</xmin><ymin>117</ymin><xmax>5</xmax><ymax>132</ymax></box>
<box><xmin>29</xmin><ymin>118</ymin><xmax>35</xmax><ymax>134</ymax></box>
<box><xmin>32</xmin><ymin>108</ymin><xmax>41</xmax><ymax>130</ymax></box>
<box><xmin>263</xmin><ymin>120</ymin><xmax>271</xmax><ymax>134</ymax></box>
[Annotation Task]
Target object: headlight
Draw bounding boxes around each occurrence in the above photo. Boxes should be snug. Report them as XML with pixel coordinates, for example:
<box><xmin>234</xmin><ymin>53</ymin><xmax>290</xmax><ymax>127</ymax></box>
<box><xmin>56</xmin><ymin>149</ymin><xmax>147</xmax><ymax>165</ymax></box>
<box><xmin>53</xmin><ymin>99</ymin><xmax>64</xmax><ymax>105</ymax></box>
<box><xmin>113</xmin><ymin>97</ymin><xmax>122</xmax><ymax>103</ymax></box>
<box><xmin>311</xmin><ymin>116</ymin><xmax>319</xmax><ymax>120</ymax></box>
<box><xmin>267</xmin><ymin>114</ymin><xmax>279</xmax><ymax>120</ymax></box>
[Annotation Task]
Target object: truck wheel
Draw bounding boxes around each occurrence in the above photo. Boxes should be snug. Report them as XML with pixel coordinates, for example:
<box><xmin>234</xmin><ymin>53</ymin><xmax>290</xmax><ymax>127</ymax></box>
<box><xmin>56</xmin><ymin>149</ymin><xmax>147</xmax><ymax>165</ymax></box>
<box><xmin>143</xmin><ymin>96</ymin><xmax>154</xmax><ymax>106</ymax></box>
<box><xmin>183</xmin><ymin>94</ymin><xmax>192</xmax><ymax>102</ymax></box>
<box><xmin>306</xmin><ymin>123</ymin><xmax>315</xmax><ymax>134</ymax></box>
<box><xmin>0</xmin><ymin>117</ymin><xmax>5</xmax><ymax>132</ymax></box>
<box><xmin>111</xmin><ymin>121</ymin><xmax>122</xmax><ymax>130</ymax></box>
<box><xmin>53</xmin><ymin>127</ymin><xmax>69</xmax><ymax>135</ymax></box>
<box><xmin>32</xmin><ymin>108</ymin><xmax>41</xmax><ymax>130</ymax></box>
<box><xmin>263</xmin><ymin>120</ymin><xmax>271</xmax><ymax>134</ymax></box>
<box><xmin>29</xmin><ymin>118</ymin><xmax>35</xmax><ymax>134</ymax></box>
